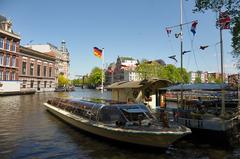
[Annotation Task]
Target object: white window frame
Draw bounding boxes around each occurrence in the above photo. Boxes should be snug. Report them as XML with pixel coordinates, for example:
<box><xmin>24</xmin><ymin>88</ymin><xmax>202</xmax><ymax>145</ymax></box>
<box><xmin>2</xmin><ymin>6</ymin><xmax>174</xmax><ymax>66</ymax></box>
<box><xmin>0</xmin><ymin>54</ymin><xmax>3</xmax><ymax>66</ymax></box>
<box><xmin>0</xmin><ymin>38</ymin><xmax>4</xmax><ymax>49</ymax></box>
<box><xmin>11</xmin><ymin>72</ymin><xmax>15</xmax><ymax>80</ymax></box>
<box><xmin>6</xmin><ymin>40</ymin><xmax>10</xmax><ymax>51</ymax></box>
<box><xmin>5</xmin><ymin>71</ymin><xmax>9</xmax><ymax>80</ymax></box>
<box><xmin>11</xmin><ymin>56</ymin><xmax>16</xmax><ymax>67</ymax></box>
<box><xmin>0</xmin><ymin>70</ymin><xmax>3</xmax><ymax>80</ymax></box>
<box><xmin>6</xmin><ymin>55</ymin><xmax>10</xmax><ymax>66</ymax></box>
<box><xmin>12</xmin><ymin>42</ymin><xmax>16</xmax><ymax>52</ymax></box>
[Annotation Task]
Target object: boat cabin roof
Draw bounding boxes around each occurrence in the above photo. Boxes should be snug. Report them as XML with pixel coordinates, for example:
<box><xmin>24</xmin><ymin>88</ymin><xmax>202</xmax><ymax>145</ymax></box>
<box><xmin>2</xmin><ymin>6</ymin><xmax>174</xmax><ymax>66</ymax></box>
<box><xmin>161</xmin><ymin>83</ymin><xmax>235</xmax><ymax>91</ymax></box>
<box><xmin>52</xmin><ymin>97</ymin><xmax>147</xmax><ymax>110</ymax></box>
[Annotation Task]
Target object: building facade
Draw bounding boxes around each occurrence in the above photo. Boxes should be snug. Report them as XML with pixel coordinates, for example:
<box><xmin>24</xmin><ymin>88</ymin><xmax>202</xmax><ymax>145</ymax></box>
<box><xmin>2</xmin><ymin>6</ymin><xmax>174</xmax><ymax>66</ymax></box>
<box><xmin>105</xmin><ymin>56</ymin><xmax>140</xmax><ymax>84</ymax></box>
<box><xmin>25</xmin><ymin>41</ymin><xmax>70</xmax><ymax>85</ymax></box>
<box><xmin>105</xmin><ymin>62</ymin><xmax>115</xmax><ymax>85</ymax></box>
<box><xmin>190</xmin><ymin>71</ymin><xmax>228</xmax><ymax>83</ymax></box>
<box><xmin>0</xmin><ymin>15</ymin><xmax>21</xmax><ymax>93</ymax></box>
<box><xmin>19</xmin><ymin>46</ymin><xmax>56</xmax><ymax>92</ymax></box>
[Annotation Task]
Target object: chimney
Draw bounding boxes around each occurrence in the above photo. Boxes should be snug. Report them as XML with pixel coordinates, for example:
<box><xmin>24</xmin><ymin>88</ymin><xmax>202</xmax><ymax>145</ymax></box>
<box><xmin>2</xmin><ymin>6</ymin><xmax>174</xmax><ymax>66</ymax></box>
<box><xmin>60</xmin><ymin>40</ymin><xmax>66</xmax><ymax>52</ymax></box>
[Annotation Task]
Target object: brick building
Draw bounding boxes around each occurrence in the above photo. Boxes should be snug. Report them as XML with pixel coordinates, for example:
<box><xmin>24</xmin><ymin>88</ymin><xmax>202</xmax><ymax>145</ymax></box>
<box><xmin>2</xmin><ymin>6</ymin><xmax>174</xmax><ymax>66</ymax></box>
<box><xmin>0</xmin><ymin>15</ymin><xmax>21</xmax><ymax>93</ymax></box>
<box><xmin>19</xmin><ymin>46</ymin><xmax>56</xmax><ymax>92</ymax></box>
<box><xmin>25</xmin><ymin>41</ymin><xmax>70</xmax><ymax>85</ymax></box>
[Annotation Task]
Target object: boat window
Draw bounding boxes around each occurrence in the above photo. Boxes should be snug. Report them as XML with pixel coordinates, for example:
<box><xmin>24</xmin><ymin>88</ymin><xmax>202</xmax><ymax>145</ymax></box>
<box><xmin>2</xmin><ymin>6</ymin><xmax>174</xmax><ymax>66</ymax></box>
<box><xmin>98</xmin><ymin>107</ymin><xmax>126</xmax><ymax>124</ymax></box>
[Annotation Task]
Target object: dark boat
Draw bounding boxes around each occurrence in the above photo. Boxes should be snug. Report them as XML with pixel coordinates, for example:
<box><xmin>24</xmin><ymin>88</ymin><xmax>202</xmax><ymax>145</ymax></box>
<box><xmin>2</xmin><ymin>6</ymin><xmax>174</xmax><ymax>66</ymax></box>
<box><xmin>44</xmin><ymin>98</ymin><xmax>191</xmax><ymax>148</ymax></box>
<box><xmin>161</xmin><ymin>83</ymin><xmax>240</xmax><ymax>144</ymax></box>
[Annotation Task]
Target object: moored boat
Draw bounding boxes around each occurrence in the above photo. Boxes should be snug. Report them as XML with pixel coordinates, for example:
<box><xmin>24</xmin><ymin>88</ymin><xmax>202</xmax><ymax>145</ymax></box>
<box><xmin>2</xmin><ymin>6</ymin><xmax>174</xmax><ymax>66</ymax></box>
<box><xmin>161</xmin><ymin>83</ymin><xmax>240</xmax><ymax>145</ymax></box>
<box><xmin>44</xmin><ymin>98</ymin><xmax>191</xmax><ymax>148</ymax></box>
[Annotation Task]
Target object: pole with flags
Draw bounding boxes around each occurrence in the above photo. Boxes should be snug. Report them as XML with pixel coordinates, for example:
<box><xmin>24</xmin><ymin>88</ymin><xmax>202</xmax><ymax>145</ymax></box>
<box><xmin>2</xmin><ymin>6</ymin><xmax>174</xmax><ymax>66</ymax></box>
<box><xmin>101</xmin><ymin>48</ymin><xmax>104</xmax><ymax>94</ymax></box>
<box><xmin>93</xmin><ymin>47</ymin><xmax>104</xmax><ymax>94</ymax></box>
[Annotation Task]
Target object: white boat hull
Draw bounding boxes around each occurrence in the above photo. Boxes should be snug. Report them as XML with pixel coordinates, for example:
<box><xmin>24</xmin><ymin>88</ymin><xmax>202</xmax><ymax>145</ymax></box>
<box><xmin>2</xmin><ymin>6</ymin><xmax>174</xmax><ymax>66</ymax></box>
<box><xmin>44</xmin><ymin>103</ymin><xmax>190</xmax><ymax>148</ymax></box>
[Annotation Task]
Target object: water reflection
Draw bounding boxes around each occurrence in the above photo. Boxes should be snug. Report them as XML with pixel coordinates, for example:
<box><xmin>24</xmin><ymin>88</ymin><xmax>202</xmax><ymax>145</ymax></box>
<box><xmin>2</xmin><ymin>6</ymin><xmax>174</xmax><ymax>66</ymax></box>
<box><xmin>0</xmin><ymin>88</ymin><xmax>238</xmax><ymax>159</ymax></box>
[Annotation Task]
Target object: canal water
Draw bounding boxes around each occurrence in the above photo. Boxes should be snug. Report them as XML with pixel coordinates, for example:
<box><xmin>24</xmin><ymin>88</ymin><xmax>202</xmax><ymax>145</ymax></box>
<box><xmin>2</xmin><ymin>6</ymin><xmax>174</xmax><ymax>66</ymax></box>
<box><xmin>0</xmin><ymin>88</ymin><xmax>240</xmax><ymax>159</ymax></box>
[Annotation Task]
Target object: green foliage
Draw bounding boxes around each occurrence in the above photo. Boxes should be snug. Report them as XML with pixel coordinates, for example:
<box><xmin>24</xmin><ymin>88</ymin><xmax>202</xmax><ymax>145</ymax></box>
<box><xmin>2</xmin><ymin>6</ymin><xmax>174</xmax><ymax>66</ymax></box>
<box><xmin>88</xmin><ymin>67</ymin><xmax>104</xmax><ymax>87</ymax></box>
<box><xmin>214</xmin><ymin>77</ymin><xmax>222</xmax><ymax>84</ymax></box>
<box><xmin>207</xmin><ymin>75</ymin><xmax>222</xmax><ymax>83</ymax></box>
<box><xmin>72</xmin><ymin>78</ymin><xmax>81</xmax><ymax>86</ymax></box>
<box><xmin>136</xmin><ymin>61</ymin><xmax>164</xmax><ymax>79</ymax></box>
<box><xmin>192</xmin><ymin>0</ymin><xmax>240</xmax><ymax>66</ymax></box>
<box><xmin>194</xmin><ymin>76</ymin><xmax>202</xmax><ymax>83</ymax></box>
<box><xmin>207</xmin><ymin>75</ymin><xmax>215</xmax><ymax>83</ymax></box>
<box><xmin>136</xmin><ymin>61</ymin><xmax>190</xmax><ymax>83</ymax></box>
<box><xmin>58</xmin><ymin>74</ymin><xmax>69</xmax><ymax>87</ymax></box>
<box><xmin>178</xmin><ymin>67</ymin><xmax>190</xmax><ymax>83</ymax></box>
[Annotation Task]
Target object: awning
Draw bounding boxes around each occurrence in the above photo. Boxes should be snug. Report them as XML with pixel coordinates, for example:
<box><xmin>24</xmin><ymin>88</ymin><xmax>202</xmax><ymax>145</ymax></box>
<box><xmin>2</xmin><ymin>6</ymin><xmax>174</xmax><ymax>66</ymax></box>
<box><xmin>161</xmin><ymin>83</ymin><xmax>233</xmax><ymax>91</ymax></box>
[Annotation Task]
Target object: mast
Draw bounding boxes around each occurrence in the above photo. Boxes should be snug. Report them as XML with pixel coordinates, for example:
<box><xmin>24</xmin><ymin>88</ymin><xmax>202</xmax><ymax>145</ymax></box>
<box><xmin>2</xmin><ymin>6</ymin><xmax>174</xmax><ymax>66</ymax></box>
<box><xmin>180</xmin><ymin>0</ymin><xmax>184</xmax><ymax>108</ymax></box>
<box><xmin>219</xmin><ymin>10</ymin><xmax>225</xmax><ymax>116</ymax></box>
<box><xmin>101</xmin><ymin>48</ymin><xmax>104</xmax><ymax>94</ymax></box>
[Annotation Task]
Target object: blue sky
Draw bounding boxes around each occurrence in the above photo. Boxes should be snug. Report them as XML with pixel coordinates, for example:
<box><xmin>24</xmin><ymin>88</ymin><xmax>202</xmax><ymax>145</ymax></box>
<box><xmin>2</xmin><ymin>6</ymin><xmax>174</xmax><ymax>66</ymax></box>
<box><xmin>0</xmin><ymin>0</ymin><xmax>237</xmax><ymax>78</ymax></box>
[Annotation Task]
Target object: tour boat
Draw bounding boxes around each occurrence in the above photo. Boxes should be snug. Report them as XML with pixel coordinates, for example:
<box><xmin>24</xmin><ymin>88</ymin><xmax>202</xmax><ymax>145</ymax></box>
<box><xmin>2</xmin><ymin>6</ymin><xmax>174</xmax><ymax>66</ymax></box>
<box><xmin>44</xmin><ymin>98</ymin><xmax>191</xmax><ymax>148</ymax></box>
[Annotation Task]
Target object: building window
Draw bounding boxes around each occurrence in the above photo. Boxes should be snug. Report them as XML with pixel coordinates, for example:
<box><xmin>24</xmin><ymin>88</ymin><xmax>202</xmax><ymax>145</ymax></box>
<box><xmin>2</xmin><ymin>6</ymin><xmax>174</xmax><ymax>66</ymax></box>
<box><xmin>30</xmin><ymin>80</ymin><xmax>34</xmax><ymax>88</ymax></box>
<box><xmin>22</xmin><ymin>80</ymin><xmax>27</xmax><ymax>88</ymax></box>
<box><xmin>30</xmin><ymin>63</ymin><xmax>34</xmax><ymax>76</ymax></box>
<box><xmin>11</xmin><ymin>56</ymin><xmax>16</xmax><ymax>67</ymax></box>
<box><xmin>37</xmin><ymin>81</ymin><xmax>40</xmax><ymax>90</ymax></box>
<box><xmin>0</xmin><ymin>54</ymin><xmax>3</xmax><ymax>66</ymax></box>
<box><xmin>0</xmin><ymin>70</ymin><xmax>3</xmax><ymax>80</ymax></box>
<box><xmin>5</xmin><ymin>71</ymin><xmax>9</xmax><ymax>80</ymax></box>
<box><xmin>6</xmin><ymin>40</ymin><xmax>10</xmax><ymax>51</ymax></box>
<box><xmin>50</xmin><ymin>81</ymin><xmax>52</xmax><ymax>88</ymax></box>
<box><xmin>12</xmin><ymin>42</ymin><xmax>16</xmax><ymax>52</ymax></box>
<box><xmin>22</xmin><ymin>61</ymin><xmax>27</xmax><ymax>75</ymax></box>
<box><xmin>0</xmin><ymin>38</ymin><xmax>3</xmax><ymax>49</ymax></box>
<box><xmin>49</xmin><ymin>67</ymin><xmax>52</xmax><ymax>77</ymax></box>
<box><xmin>43</xmin><ymin>66</ymin><xmax>47</xmax><ymax>77</ymax></box>
<box><xmin>37</xmin><ymin>65</ymin><xmax>41</xmax><ymax>76</ymax></box>
<box><xmin>11</xmin><ymin>72</ymin><xmax>15</xmax><ymax>80</ymax></box>
<box><xmin>6</xmin><ymin>55</ymin><xmax>10</xmax><ymax>66</ymax></box>
<box><xmin>44</xmin><ymin>81</ymin><xmax>47</xmax><ymax>88</ymax></box>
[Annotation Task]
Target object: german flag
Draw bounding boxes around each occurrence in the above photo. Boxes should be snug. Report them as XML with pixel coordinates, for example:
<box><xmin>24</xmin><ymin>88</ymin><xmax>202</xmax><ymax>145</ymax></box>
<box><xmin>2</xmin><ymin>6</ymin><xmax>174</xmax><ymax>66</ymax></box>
<box><xmin>93</xmin><ymin>47</ymin><xmax>102</xmax><ymax>59</ymax></box>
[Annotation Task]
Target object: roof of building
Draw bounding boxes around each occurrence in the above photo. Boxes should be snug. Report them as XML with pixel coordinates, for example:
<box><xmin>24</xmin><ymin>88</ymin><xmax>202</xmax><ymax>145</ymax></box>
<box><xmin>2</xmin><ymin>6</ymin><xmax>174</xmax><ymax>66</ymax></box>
<box><xmin>119</xmin><ymin>56</ymin><xmax>135</xmax><ymax>62</ymax></box>
<box><xmin>20</xmin><ymin>46</ymin><xmax>56</xmax><ymax>61</ymax></box>
<box><xmin>107</xmin><ymin>78</ymin><xmax>171</xmax><ymax>89</ymax></box>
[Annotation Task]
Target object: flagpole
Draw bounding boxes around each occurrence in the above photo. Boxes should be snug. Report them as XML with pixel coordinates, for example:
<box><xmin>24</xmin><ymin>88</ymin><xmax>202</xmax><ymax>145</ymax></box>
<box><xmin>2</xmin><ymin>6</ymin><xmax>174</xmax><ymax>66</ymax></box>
<box><xmin>180</xmin><ymin>0</ymin><xmax>183</xmax><ymax>109</ymax></box>
<box><xmin>219</xmin><ymin>10</ymin><xmax>225</xmax><ymax>116</ymax></box>
<box><xmin>101</xmin><ymin>48</ymin><xmax>104</xmax><ymax>94</ymax></box>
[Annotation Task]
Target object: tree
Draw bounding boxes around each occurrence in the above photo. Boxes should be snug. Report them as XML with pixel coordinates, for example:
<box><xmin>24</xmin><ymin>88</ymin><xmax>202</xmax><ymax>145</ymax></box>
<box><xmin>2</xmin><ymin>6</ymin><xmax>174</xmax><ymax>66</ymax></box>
<box><xmin>194</xmin><ymin>76</ymin><xmax>202</xmax><ymax>83</ymax></box>
<box><xmin>192</xmin><ymin>0</ymin><xmax>240</xmax><ymax>65</ymax></box>
<box><xmin>136</xmin><ymin>61</ymin><xmax>164</xmax><ymax>79</ymax></box>
<box><xmin>136</xmin><ymin>61</ymin><xmax>190</xmax><ymax>83</ymax></box>
<box><xmin>72</xmin><ymin>78</ymin><xmax>81</xmax><ymax>86</ymax></box>
<box><xmin>58</xmin><ymin>74</ymin><xmax>69</xmax><ymax>87</ymax></box>
<box><xmin>88</xmin><ymin>67</ymin><xmax>104</xmax><ymax>87</ymax></box>
<box><xmin>178</xmin><ymin>67</ymin><xmax>190</xmax><ymax>83</ymax></box>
